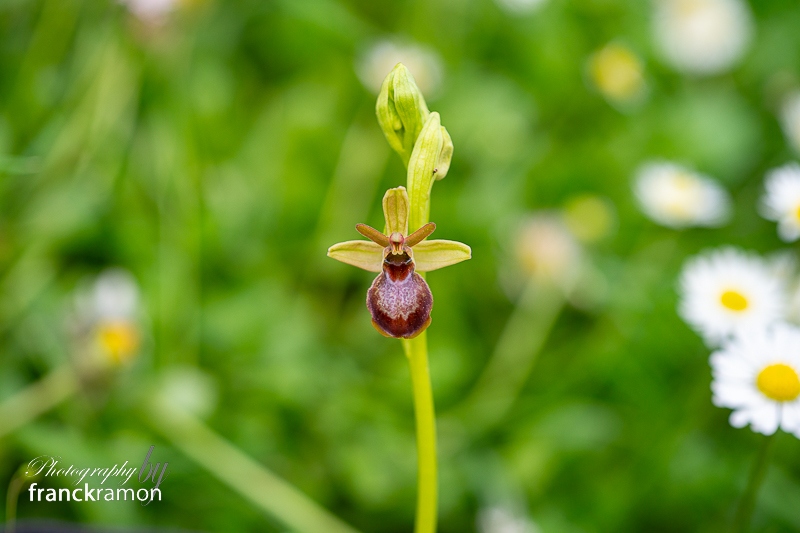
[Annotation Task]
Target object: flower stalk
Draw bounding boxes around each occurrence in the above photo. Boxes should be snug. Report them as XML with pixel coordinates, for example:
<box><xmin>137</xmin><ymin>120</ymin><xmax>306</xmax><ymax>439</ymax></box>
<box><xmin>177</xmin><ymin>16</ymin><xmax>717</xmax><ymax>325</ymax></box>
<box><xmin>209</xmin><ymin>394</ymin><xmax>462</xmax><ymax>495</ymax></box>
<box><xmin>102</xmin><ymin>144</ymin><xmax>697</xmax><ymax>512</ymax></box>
<box><xmin>145</xmin><ymin>398</ymin><xmax>361</xmax><ymax>533</ymax></box>
<box><xmin>403</xmin><ymin>333</ymin><xmax>438</xmax><ymax>533</ymax></box>
<box><xmin>733</xmin><ymin>432</ymin><xmax>776</xmax><ymax>533</ymax></box>
<box><xmin>0</xmin><ymin>364</ymin><xmax>79</xmax><ymax>441</ymax></box>
<box><xmin>446</xmin><ymin>278</ymin><xmax>564</xmax><ymax>431</ymax></box>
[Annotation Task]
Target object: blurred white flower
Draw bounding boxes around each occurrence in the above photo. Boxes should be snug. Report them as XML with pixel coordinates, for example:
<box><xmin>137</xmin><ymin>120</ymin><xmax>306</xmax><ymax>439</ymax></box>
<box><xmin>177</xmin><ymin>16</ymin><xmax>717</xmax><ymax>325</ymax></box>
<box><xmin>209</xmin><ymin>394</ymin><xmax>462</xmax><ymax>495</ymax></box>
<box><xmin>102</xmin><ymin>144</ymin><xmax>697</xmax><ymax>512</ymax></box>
<box><xmin>478</xmin><ymin>507</ymin><xmax>539</xmax><ymax>533</ymax></box>
<box><xmin>760</xmin><ymin>163</ymin><xmax>800</xmax><ymax>242</ymax></box>
<box><xmin>514</xmin><ymin>214</ymin><xmax>582</xmax><ymax>291</ymax></box>
<box><xmin>119</xmin><ymin>0</ymin><xmax>177</xmax><ymax>21</ymax></box>
<box><xmin>780</xmin><ymin>91</ymin><xmax>800</xmax><ymax>154</ymax></box>
<box><xmin>562</xmin><ymin>194</ymin><xmax>617</xmax><ymax>244</ymax></box>
<box><xmin>711</xmin><ymin>323</ymin><xmax>800</xmax><ymax>437</ymax></box>
<box><xmin>587</xmin><ymin>42</ymin><xmax>647</xmax><ymax>106</ymax></box>
<box><xmin>634</xmin><ymin>161</ymin><xmax>731</xmax><ymax>229</ymax></box>
<box><xmin>494</xmin><ymin>0</ymin><xmax>548</xmax><ymax>15</ymax></box>
<box><xmin>74</xmin><ymin>268</ymin><xmax>142</xmax><ymax>364</ymax></box>
<box><xmin>156</xmin><ymin>366</ymin><xmax>218</xmax><ymax>419</ymax></box>
<box><xmin>653</xmin><ymin>0</ymin><xmax>752</xmax><ymax>75</ymax></box>
<box><xmin>679</xmin><ymin>248</ymin><xmax>786</xmax><ymax>347</ymax></box>
<box><xmin>356</xmin><ymin>39</ymin><xmax>443</xmax><ymax>95</ymax></box>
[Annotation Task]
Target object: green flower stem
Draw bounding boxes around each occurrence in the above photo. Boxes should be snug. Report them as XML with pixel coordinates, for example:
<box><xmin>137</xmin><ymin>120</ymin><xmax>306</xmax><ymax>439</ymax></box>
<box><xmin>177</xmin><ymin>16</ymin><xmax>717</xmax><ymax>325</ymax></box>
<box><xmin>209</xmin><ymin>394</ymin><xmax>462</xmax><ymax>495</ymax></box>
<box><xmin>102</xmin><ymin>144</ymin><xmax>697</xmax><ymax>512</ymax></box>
<box><xmin>390</xmin><ymin>68</ymin><xmax>451</xmax><ymax>533</ymax></box>
<box><xmin>5</xmin><ymin>464</ymin><xmax>30</xmax><ymax>533</ymax></box>
<box><xmin>0</xmin><ymin>364</ymin><xmax>79</xmax><ymax>441</ymax></box>
<box><xmin>447</xmin><ymin>278</ymin><xmax>563</xmax><ymax>431</ymax></box>
<box><xmin>733</xmin><ymin>432</ymin><xmax>776</xmax><ymax>533</ymax></box>
<box><xmin>145</xmin><ymin>400</ymin><xmax>361</xmax><ymax>533</ymax></box>
<box><xmin>403</xmin><ymin>331</ymin><xmax>438</xmax><ymax>533</ymax></box>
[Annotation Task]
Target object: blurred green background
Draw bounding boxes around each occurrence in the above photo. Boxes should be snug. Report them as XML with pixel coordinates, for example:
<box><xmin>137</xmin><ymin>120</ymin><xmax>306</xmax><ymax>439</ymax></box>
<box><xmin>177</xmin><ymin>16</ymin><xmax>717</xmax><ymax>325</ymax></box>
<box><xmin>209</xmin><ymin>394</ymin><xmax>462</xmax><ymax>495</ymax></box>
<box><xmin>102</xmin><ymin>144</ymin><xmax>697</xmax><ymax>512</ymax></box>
<box><xmin>2</xmin><ymin>0</ymin><xmax>800</xmax><ymax>531</ymax></box>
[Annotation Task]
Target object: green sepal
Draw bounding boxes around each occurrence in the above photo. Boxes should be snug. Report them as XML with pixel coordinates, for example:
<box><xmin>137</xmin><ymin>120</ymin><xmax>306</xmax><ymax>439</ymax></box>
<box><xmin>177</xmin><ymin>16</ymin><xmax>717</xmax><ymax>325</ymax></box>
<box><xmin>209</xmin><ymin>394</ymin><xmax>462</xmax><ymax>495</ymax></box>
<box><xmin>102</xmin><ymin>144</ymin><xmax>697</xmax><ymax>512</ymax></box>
<box><xmin>327</xmin><ymin>240</ymin><xmax>383</xmax><ymax>272</ymax></box>
<box><xmin>412</xmin><ymin>239</ymin><xmax>471</xmax><ymax>272</ymax></box>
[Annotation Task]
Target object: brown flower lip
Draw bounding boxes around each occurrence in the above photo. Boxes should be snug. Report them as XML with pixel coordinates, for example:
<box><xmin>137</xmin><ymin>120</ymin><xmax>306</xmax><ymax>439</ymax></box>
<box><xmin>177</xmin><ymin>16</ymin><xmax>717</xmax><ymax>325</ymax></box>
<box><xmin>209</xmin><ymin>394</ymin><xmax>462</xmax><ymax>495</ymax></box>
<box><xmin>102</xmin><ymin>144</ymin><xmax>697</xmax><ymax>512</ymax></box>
<box><xmin>362</xmin><ymin>226</ymin><xmax>436</xmax><ymax>339</ymax></box>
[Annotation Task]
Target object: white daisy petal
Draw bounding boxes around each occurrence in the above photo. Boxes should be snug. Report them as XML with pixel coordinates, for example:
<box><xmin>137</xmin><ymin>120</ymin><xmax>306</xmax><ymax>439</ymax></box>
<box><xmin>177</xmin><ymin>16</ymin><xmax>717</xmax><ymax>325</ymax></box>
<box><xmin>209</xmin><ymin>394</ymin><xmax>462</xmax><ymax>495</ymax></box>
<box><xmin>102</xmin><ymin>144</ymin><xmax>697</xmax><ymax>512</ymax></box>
<box><xmin>761</xmin><ymin>163</ymin><xmax>800</xmax><ymax>242</ymax></box>
<box><xmin>750</xmin><ymin>403</ymin><xmax>781</xmax><ymax>435</ymax></box>
<box><xmin>634</xmin><ymin>161</ymin><xmax>731</xmax><ymax>229</ymax></box>
<box><xmin>779</xmin><ymin>401</ymin><xmax>800</xmax><ymax>434</ymax></box>
<box><xmin>711</xmin><ymin>324</ymin><xmax>800</xmax><ymax>438</ymax></box>
<box><xmin>712</xmin><ymin>381</ymin><xmax>759</xmax><ymax>408</ymax></box>
<box><xmin>729</xmin><ymin>408</ymin><xmax>752</xmax><ymax>428</ymax></box>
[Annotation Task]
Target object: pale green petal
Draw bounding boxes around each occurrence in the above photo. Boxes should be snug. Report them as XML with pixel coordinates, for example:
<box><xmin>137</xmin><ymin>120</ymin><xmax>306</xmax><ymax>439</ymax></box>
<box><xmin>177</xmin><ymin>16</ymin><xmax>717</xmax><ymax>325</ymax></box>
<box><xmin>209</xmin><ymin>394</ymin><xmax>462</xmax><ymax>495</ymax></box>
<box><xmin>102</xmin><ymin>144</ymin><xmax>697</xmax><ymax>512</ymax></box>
<box><xmin>412</xmin><ymin>240</ymin><xmax>471</xmax><ymax>272</ymax></box>
<box><xmin>382</xmin><ymin>186</ymin><xmax>409</xmax><ymax>235</ymax></box>
<box><xmin>327</xmin><ymin>240</ymin><xmax>384</xmax><ymax>272</ymax></box>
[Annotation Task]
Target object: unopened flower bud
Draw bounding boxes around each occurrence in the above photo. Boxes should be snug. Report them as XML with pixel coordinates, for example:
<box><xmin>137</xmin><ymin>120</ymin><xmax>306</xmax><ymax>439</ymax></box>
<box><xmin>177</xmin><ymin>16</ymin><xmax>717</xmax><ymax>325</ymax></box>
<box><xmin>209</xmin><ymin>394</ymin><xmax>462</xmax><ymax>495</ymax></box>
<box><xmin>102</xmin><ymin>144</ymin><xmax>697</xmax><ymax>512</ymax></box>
<box><xmin>376</xmin><ymin>63</ymin><xmax>431</xmax><ymax>165</ymax></box>
<box><xmin>407</xmin><ymin>112</ymin><xmax>453</xmax><ymax>232</ymax></box>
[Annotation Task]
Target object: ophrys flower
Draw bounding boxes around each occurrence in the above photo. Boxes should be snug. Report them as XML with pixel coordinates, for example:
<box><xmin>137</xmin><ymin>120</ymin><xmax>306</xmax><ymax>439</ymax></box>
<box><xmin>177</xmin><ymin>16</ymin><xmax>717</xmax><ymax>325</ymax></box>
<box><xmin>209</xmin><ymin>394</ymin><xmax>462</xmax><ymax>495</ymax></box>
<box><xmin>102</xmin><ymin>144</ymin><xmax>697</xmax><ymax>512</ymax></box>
<box><xmin>328</xmin><ymin>186</ymin><xmax>470</xmax><ymax>339</ymax></box>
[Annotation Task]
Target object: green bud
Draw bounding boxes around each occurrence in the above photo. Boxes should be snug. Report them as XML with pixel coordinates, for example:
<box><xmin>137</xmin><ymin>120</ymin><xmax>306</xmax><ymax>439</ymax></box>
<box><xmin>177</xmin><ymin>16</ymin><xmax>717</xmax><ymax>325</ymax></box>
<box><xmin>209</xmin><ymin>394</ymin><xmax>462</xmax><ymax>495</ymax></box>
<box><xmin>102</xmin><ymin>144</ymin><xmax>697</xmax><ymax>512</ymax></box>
<box><xmin>376</xmin><ymin>63</ymin><xmax>430</xmax><ymax>165</ymax></box>
<box><xmin>406</xmin><ymin>112</ymin><xmax>453</xmax><ymax>232</ymax></box>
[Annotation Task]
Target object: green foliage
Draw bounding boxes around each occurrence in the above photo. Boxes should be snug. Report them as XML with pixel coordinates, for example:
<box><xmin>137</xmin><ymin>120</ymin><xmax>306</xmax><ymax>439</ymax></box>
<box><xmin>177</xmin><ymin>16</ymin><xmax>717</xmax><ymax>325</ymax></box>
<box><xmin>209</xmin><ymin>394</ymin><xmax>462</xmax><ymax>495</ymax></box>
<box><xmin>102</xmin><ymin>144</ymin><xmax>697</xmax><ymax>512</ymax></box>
<box><xmin>1</xmin><ymin>0</ymin><xmax>800</xmax><ymax>532</ymax></box>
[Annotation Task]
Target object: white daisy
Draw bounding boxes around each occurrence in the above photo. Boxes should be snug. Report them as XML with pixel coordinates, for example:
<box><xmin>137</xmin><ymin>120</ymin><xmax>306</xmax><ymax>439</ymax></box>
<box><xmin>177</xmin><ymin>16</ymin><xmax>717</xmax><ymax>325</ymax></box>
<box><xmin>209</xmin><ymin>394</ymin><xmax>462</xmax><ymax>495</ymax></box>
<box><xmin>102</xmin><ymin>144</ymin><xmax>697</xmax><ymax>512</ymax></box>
<box><xmin>679</xmin><ymin>248</ymin><xmax>787</xmax><ymax>346</ymax></box>
<box><xmin>653</xmin><ymin>0</ymin><xmax>752</xmax><ymax>75</ymax></box>
<box><xmin>780</xmin><ymin>91</ymin><xmax>800</xmax><ymax>154</ymax></box>
<box><xmin>760</xmin><ymin>163</ymin><xmax>800</xmax><ymax>242</ymax></box>
<box><xmin>514</xmin><ymin>214</ymin><xmax>582</xmax><ymax>291</ymax></box>
<box><xmin>634</xmin><ymin>161</ymin><xmax>731</xmax><ymax>229</ymax></box>
<box><xmin>478</xmin><ymin>507</ymin><xmax>539</xmax><ymax>533</ymax></box>
<box><xmin>562</xmin><ymin>194</ymin><xmax>617</xmax><ymax>244</ymax></box>
<box><xmin>587</xmin><ymin>42</ymin><xmax>647</xmax><ymax>106</ymax></box>
<box><xmin>119</xmin><ymin>0</ymin><xmax>177</xmax><ymax>21</ymax></box>
<box><xmin>156</xmin><ymin>366</ymin><xmax>218</xmax><ymax>418</ymax></box>
<box><xmin>73</xmin><ymin>268</ymin><xmax>142</xmax><ymax>364</ymax></box>
<box><xmin>711</xmin><ymin>323</ymin><xmax>800</xmax><ymax>437</ymax></box>
<box><xmin>494</xmin><ymin>0</ymin><xmax>548</xmax><ymax>15</ymax></box>
<box><xmin>356</xmin><ymin>39</ymin><xmax>443</xmax><ymax>95</ymax></box>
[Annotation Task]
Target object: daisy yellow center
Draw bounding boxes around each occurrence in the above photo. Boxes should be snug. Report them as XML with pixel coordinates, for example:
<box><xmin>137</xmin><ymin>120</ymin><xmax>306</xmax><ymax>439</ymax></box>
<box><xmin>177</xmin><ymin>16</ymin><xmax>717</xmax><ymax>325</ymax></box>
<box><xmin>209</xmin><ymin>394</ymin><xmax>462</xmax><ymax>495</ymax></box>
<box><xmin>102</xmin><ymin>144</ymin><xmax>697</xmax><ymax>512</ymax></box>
<box><xmin>795</xmin><ymin>205</ymin><xmax>800</xmax><ymax>221</ymax></box>
<box><xmin>97</xmin><ymin>321</ymin><xmax>139</xmax><ymax>363</ymax></box>
<box><xmin>662</xmin><ymin>174</ymin><xmax>700</xmax><ymax>218</ymax></box>
<box><xmin>590</xmin><ymin>45</ymin><xmax>643</xmax><ymax>100</ymax></box>
<box><xmin>756</xmin><ymin>363</ymin><xmax>800</xmax><ymax>402</ymax></box>
<box><xmin>720</xmin><ymin>290</ymin><xmax>748</xmax><ymax>311</ymax></box>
